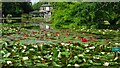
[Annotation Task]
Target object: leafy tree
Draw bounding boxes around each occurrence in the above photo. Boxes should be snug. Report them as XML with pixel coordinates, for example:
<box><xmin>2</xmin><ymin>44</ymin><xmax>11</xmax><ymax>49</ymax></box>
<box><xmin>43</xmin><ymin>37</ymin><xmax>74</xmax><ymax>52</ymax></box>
<box><xmin>20</xmin><ymin>2</ymin><xmax>33</xmax><ymax>13</ymax></box>
<box><xmin>32</xmin><ymin>2</ymin><xmax>47</xmax><ymax>10</ymax></box>
<box><xmin>93</xmin><ymin>2</ymin><xmax>120</xmax><ymax>25</ymax></box>
<box><xmin>51</xmin><ymin>2</ymin><xmax>120</xmax><ymax>29</ymax></box>
<box><xmin>2</xmin><ymin>2</ymin><xmax>33</xmax><ymax>17</ymax></box>
<box><xmin>51</xmin><ymin>2</ymin><xmax>96</xmax><ymax>28</ymax></box>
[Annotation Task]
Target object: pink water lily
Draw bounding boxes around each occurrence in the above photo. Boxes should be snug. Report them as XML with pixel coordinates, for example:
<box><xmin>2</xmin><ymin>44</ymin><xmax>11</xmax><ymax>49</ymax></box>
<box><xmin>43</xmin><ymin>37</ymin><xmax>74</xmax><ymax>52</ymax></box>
<box><xmin>25</xmin><ymin>34</ymin><xmax>28</xmax><ymax>37</ymax></box>
<box><xmin>81</xmin><ymin>38</ymin><xmax>88</xmax><ymax>42</ymax></box>
<box><xmin>66</xmin><ymin>32</ymin><xmax>69</xmax><ymax>36</ymax></box>
<box><xmin>38</xmin><ymin>32</ymin><xmax>40</xmax><ymax>34</ymax></box>
<box><xmin>78</xmin><ymin>36</ymin><xmax>81</xmax><ymax>39</ymax></box>
<box><xmin>68</xmin><ymin>40</ymin><xmax>71</xmax><ymax>43</ymax></box>
<box><xmin>32</xmin><ymin>31</ymin><xmax>37</xmax><ymax>34</ymax></box>
<box><xmin>46</xmin><ymin>38</ymin><xmax>49</xmax><ymax>40</ymax></box>
<box><xmin>56</xmin><ymin>32</ymin><xmax>59</xmax><ymax>36</ymax></box>
<box><xmin>7</xmin><ymin>34</ymin><xmax>11</xmax><ymax>36</ymax></box>
<box><xmin>40</xmin><ymin>36</ymin><xmax>43</xmax><ymax>40</ymax></box>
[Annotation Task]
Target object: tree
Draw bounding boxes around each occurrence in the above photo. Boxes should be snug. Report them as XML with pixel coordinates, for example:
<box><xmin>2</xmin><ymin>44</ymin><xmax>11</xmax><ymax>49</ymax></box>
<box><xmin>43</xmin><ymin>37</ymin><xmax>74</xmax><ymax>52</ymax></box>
<box><xmin>2</xmin><ymin>2</ymin><xmax>33</xmax><ymax>17</ymax></box>
<box><xmin>51</xmin><ymin>2</ymin><xmax>120</xmax><ymax>29</ymax></box>
<box><xmin>32</xmin><ymin>2</ymin><xmax>47</xmax><ymax>10</ymax></box>
<box><xmin>20</xmin><ymin>2</ymin><xmax>33</xmax><ymax>13</ymax></box>
<box><xmin>93</xmin><ymin>2</ymin><xmax>120</xmax><ymax>25</ymax></box>
<box><xmin>51</xmin><ymin>2</ymin><xmax>96</xmax><ymax>28</ymax></box>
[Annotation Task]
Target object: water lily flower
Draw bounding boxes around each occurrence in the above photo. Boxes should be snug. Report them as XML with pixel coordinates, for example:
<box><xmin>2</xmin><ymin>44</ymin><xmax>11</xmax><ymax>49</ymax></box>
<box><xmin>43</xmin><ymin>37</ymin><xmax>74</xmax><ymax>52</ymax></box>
<box><xmin>22</xmin><ymin>50</ymin><xmax>25</xmax><ymax>52</ymax></box>
<box><xmin>83</xmin><ymin>59</ymin><xmax>86</xmax><ymax>62</ymax></box>
<box><xmin>68</xmin><ymin>40</ymin><xmax>71</xmax><ymax>43</ymax></box>
<box><xmin>98</xmin><ymin>30</ymin><xmax>101</xmax><ymax>32</ymax></box>
<box><xmin>93</xmin><ymin>56</ymin><xmax>100</xmax><ymax>59</ymax></box>
<box><xmin>84</xmin><ymin>44</ymin><xmax>89</xmax><ymax>47</ymax></box>
<box><xmin>74</xmin><ymin>64</ymin><xmax>80</xmax><ymax>67</ymax></box>
<box><xmin>107</xmin><ymin>53</ymin><xmax>110</xmax><ymax>55</ymax></box>
<box><xmin>66</xmin><ymin>32</ymin><xmax>69</xmax><ymax>36</ymax></box>
<box><xmin>7</xmin><ymin>34</ymin><xmax>11</xmax><ymax>36</ymax></box>
<box><xmin>114</xmin><ymin>57</ymin><xmax>118</xmax><ymax>61</ymax></box>
<box><xmin>38</xmin><ymin>56</ymin><xmax>41</xmax><ymax>58</ymax></box>
<box><xmin>29</xmin><ymin>48</ymin><xmax>34</xmax><ymax>51</ymax></box>
<box><xmin>1</xmin><ymin>50</ymin><xmax>5</xmax><ymax>55</ymax></box>
<box><xmin>55</xmin><ymin>32</ymin><xmax>59</xmax><ymax>36</ymax></box>
<box><xmin>25</xmin><ymin>34</ymin><xmax>28</xmax><ymax>37</ymax></box>
<box><xmin>65</xmin><ymin>43</ymin><xmax>70</xmax><ymax>46</ymax></box>
<box><xmin>67</xmin><ymin>64</ymin><xmax>72</xmax><ymax>66</ymax></box>
<box><xmin>32</xmin><ymin>31</ymin><xmax>37</xmax><ymax>34</ymax></box>
<box><xmin>81</xmin><ymin>38</ymin><xmax>88</xmax><ymax>42</ymax></box>
<box><xmin>46</xmin><ymin>38</ymin><xmax>49</xmax><ymax>40</ymax></box>
<box><xmin>103</xmin><ymin>62</ymin><xmax>109</xmax><ymax>66</ymax></box>
<box><xmin>82</xmin><ymin>32</ymin><xmax>85</xmax><ymax>34</ymax></box>
<box><xmin>103</xmin><ymin>32</ymin><xmax>105</xmax><ymax>34</ymax></box>
<box><xmin>40</xmin><ymin>36</ymin><xmax>43</xmax><ymax>40</ymax></box>
<box><xmin>33</xmin><ymin>45</ymin><xmax>38</xmax><ymax>48</ymax></box>
<box><xmin>110</xmin><ymin>30</ymin><xmax>112</xmax><ymax>32</ymax></box>
<box><xmin>61</xmin><ymin>43</ymin><xmax>65</xmax><ymax>45</ymax></box>
<box><xmin>50</xmin><ymin>58</ymin><xmax>52</xmax><ymax>60</ymax></box>
<box><xmin>46</xmin><ymin>25</ymin><xmax>50</xmax><ymax>29</ymax></box>
<box><xmin>7</xmin><ymin>61</ymin><xmax>12</xmax><ymax>64</ymax></box>
<box><xmin>47</xmin><ymin>33</ymin><xmax>51</xmax><ymax>36</ymax></box>
<box><xmin>67</xmin><ymin>49</ymin><xmax>69</xmax><ymax>51</ymax></box>
<box><xmin>86</xmin><ymin>50</ymin><xmax>90</xmax><ymax>52</ymax></box>
<box><xmin>78</xmin><ymin>54</ymin><xmax>84</xmax><ymax>57</ymax></box>
<box><xmin>41</xmin><ymin>58</ymin><xmax>44</xmax><ymax>60</ymax></box>
<box><xmin>89</xmin><ymin>60</ymin><xmax>93</xmax><ymax>63</ymax></box>
<box><xmin>38</xmin><ymin>32</ymin><xmax>40</xmax><ymax>34</ymax></box>
<box><xmin>89</xmin><ymin>46</ymin><xmax>95</xmax><ymax>49</ymax></box>
<box><xmin>12</xmin><ymin>49</ymin><xmax>15</xmax><ymax>52</ymax></box>
<box><xmin>51</xmin><ymin>52</ymin><xmax>53</xmax><ymax>55</ymax></box>
<box><xmin>23</xmin><ymin>46</ymin><xmax>26</xmax><ymax>49</ymax></box>
<box><xmin>23</xmin><ymin>56</ymin><xmax>29</xmax><ymax>60</ymax></box>
<box><xmin>13</xmin><ymin>46</ymin><xmax>16</xmax><ymax>49</ymax></box>
<box><xmin>101</xmin><ymin>52</ymin><xmax>105</xmax><ymax>54</ymax></box>
<box><xmin>78</xmin><ymin>36</ymin><xmax>81</xmax><ymax>39</ymax></box>
<box><xmin>57</xmin><ymin>49</ymin><xmax>60</xmax><ymax>51</ymax></box>
<box><xmin>115</xmin><ymin>43</ymin><xmax>120</xmax><ymax>45</ymax></box>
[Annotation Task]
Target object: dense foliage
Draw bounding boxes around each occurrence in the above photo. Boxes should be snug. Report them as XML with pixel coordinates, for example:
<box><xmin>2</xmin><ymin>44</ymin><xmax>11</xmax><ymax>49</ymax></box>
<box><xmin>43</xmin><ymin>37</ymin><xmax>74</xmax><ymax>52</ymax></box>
<box><xmin>2</xmin><ymin>2</ymin><xmax>33</xmax><ymax>17</ymax></box>
<box><xmin>50</xmin><ymin>2</ymin><xmax>120</xmax><ymax>29</ymax></box>
<box><xmin>32</xmin><ymin>2</ymin><xmax>47</xmax><ymax>10</ymax></box>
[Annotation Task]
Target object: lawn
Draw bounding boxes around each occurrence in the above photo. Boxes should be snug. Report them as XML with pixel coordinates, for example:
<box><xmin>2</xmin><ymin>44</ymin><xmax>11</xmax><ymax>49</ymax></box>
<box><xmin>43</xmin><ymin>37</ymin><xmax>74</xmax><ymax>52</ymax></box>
<box><xmin>0</xmin><ymin>23</ymin><xmax>120</xmax><ymax>67</ymax></box>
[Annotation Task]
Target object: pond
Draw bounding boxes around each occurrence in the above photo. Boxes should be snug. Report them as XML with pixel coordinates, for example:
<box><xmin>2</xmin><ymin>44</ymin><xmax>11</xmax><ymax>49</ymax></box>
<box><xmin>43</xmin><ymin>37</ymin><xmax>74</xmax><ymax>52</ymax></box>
<box><xmin>1</xmin><ymin>23</ymin><xmax>120</xmax><ymax>67</ymax></box>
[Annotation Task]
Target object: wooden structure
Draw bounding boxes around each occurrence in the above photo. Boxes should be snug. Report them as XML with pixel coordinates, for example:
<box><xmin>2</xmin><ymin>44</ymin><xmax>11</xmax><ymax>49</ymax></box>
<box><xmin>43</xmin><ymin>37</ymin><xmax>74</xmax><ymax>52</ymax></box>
<box><xmin>39</xmin><ymin>4</ymin><xmax>53</xmax><ymax>22</ymax></box>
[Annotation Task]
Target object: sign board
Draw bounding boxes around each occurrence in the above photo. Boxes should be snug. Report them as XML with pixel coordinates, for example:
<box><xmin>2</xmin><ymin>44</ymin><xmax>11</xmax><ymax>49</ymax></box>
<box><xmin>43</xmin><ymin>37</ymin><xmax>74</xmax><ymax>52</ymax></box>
<box><xmin>112</xmin><ymin>47</ymin><xmax>120</xmax><ymax>52</ymax></box>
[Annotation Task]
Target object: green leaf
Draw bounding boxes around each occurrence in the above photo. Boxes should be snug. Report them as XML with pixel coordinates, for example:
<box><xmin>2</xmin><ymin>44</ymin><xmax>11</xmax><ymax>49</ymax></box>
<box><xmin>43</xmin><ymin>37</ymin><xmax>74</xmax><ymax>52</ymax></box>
<box><xmin>92</xmin><ymin>63</ymin><xmax>102</xmax><ymax>65</ymax></box>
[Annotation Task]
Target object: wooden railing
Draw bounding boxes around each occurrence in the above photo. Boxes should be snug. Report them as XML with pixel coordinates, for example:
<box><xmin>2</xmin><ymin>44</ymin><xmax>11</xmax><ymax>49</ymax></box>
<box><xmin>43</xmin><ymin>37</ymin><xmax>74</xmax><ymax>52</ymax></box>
<box><xmin>0</xmin><ymin>17</ymin><xmax>21</xmax><ymax>19</ymax></box>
